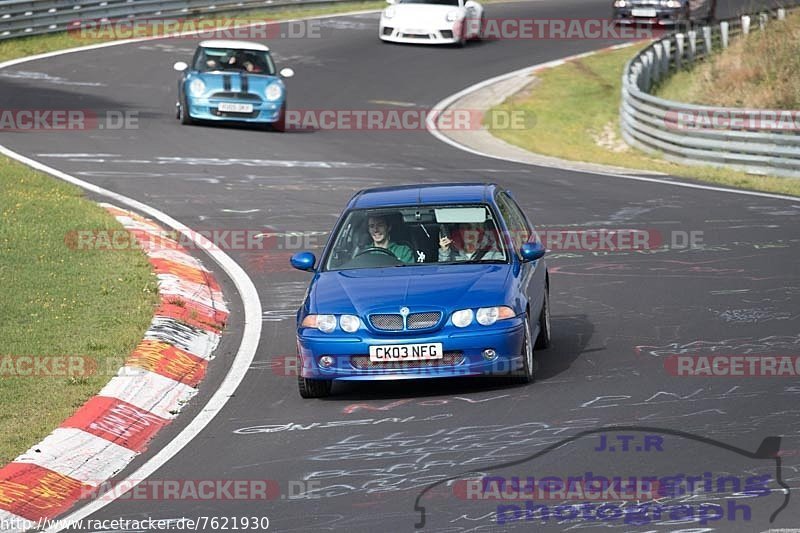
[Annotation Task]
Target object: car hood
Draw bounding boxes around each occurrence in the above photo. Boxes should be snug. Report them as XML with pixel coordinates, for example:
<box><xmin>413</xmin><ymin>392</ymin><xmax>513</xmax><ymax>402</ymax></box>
<box><xmin>309</xmin><ymin>264</ymin><xmax>511</xmax><ymax>315</ymax></box>
<box><xmin>384</xmin><ymin>4</ymin><xmax>463</xmax><ymax>26</ymax></box>
<box><xmin>188</xmin><ymin>71</ymin><xmax>282</xmax><ymax>94</ymax></box>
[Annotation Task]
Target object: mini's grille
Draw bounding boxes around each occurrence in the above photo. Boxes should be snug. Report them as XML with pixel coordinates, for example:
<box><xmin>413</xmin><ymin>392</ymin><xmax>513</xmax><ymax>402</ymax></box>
<box><xmin>350</xmin><ymin>352</ymin><xmax>464</xmax><ymax>370</ymax></box>
<box><xmin>210</xmin><ymin>92</ymin><xmax>262</xmax><ymax>101</ymax></box>
<box><xmin>369</xmin><ymin>314</ymin><xmax>403</xmax><ymax>331</ymax></box>
<box><xmin>407</xmin><ymin>312</ymin><xmax>442</xmax><ymax>329</ymax></box>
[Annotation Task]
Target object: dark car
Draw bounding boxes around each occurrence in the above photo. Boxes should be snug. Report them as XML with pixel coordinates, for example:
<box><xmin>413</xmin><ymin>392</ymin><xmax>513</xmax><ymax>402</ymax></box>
<box><xmin>613</xmin><ymin>0</ymin><xmax>716</xmax><ymax>26</ymax></box>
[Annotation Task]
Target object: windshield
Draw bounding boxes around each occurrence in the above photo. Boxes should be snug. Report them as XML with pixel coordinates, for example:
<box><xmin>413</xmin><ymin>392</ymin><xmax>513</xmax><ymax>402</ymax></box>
<box><xmin>399</xmin><ymin>0</ymin><xmax>461</xmax><ymax>5</ymax></box>
<box><xmin>323</xmin><ymin>204</ymin><xmax>508</xmax><ymax>271</ymax></box>
<box><xmin>193</xmin><ymin>47</ymin><xmax>276</xmax><ymax>75</ymax></box>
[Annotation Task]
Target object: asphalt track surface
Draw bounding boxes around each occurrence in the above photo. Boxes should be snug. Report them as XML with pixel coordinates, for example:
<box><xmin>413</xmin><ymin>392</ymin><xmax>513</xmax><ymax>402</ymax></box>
<box><xmin>1</xmin><ymin>0</ymin><xmax>799</xmax><ymax>531</ymax></box>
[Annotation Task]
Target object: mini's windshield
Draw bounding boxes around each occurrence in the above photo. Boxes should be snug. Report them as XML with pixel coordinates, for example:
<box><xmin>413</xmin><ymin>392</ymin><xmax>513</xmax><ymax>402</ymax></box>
<box><xmin>399</xmin><ymin>0</ymin><xmax>461</xmax><ymax>5</ymax></box>
<box><xmin>194</xmin><ymin>47</ymin><xmax>276</xmax><ymax>75</ymax></box>
<box><xmin>324</xmin><ymin>204</ymin><xmax>508</xmax><ymax>271</ymax></box>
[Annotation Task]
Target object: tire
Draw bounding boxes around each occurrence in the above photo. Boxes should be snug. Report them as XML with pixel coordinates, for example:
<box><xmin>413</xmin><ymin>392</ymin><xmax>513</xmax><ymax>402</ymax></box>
<box><xmin>535</xmin><ymin>285</ymin><xmax>551</xmax><ymax>350</ymax></box>
<box><xmin>474</xmin><ymin>14</ymin><xmax>485</xmax><ymax>41</ymax></box>
<box><xmin>272</xmin><ymin>103</ymin><xmax>286</xmax><ymax>132</ymax></box>
<box><xmin>298</xmin><ymin>374</ymin><xmax>332</xmax><ymax>398</ymax></box>
<box><xmin>511</xmin><ymin>313</ymin><xmax>535</xmax><ymax>384</ymax></box>
<box><xmin>178</xmin><ymin>97</ymin><xmax>193</xmax><ymax>125</ymax></box>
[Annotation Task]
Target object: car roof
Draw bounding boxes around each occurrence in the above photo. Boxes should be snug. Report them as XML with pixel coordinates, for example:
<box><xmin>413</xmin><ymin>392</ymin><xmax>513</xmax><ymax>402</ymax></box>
<box><xmin>348</xmin><ymin>183</ymin><xmax>499</xmax><ymax>209</ymax></box>
<box><xmin>198</xmin><ymin>40</ymin><xmax>270</xmax><ymax>52</ymax></box>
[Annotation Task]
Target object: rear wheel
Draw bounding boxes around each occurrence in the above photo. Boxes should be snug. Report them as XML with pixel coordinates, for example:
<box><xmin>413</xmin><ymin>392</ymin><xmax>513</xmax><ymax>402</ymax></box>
<box><xmin>298</xmin><ymin>374</ymin><xmax>332</xmax><ymax>398</ymax></box>
<box><xmin>511</xmin><ymin>313</ymin><xmax>534</xmax><ymax>384</ymax></box>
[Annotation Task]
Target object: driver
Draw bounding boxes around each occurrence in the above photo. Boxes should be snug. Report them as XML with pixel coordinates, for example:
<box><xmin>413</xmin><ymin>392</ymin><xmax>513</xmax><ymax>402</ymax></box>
<box><xmin>366</xmin><ymin>215</ymin><xmax>414</xmax><ymax>264</ymax></box>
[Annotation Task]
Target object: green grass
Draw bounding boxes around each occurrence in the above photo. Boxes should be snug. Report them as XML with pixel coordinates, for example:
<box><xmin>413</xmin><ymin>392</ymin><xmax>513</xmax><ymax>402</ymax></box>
<box><xmin>487</xmin><ymin>43</ymin><xmax>800</xmax><ymax>197</ymax></box>
<box><xmin>0</xmin><ymin>158</ymin><xmax>158</xmax><ymax>464</ymax></box>
<box><xmin>657</xmin><ymin>11</ymin><xmax>800</xmax><ymax>108</ymax></box>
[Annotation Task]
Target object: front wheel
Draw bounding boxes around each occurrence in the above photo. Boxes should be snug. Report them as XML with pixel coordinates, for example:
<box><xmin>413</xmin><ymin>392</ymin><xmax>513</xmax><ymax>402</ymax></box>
<box><xmin>535</xmin><ymin>286</ymin><xmax>551</xmax><ymax>350</ymax></box>
<box><xmin>511</xmin><ymin>313</ymin><xmax>535</xmax><ymax>384</ymax></box>
<box><xmin>272</xmin><ymin>103</ymin><xmax>287</xmax><ymax>132</ymax></box>
<box><xmin>178</xmin><ymin>99</ymin><xmax>193</xmax><ymax>125</ymax></box>
<box><xmin>298</xmin><ymin>374</ymin><xmax>332</xmax><ymax>398</ymax></box>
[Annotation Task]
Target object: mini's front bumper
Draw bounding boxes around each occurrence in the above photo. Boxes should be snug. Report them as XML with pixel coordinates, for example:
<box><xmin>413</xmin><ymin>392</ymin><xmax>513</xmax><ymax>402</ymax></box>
<box><xmin>185</xmin><ymin>96</ymin><xmax>283</xmax><ymax>123</ymax></box>
<box><xmin>297</xmin><ymin>318</ymin><xmax>526</xmax><ymax>381</ymax></box>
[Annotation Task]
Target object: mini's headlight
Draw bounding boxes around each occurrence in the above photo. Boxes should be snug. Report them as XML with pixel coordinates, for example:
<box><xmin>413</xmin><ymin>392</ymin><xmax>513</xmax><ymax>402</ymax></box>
<box><xmin>476</xmin><ymin>306</ymin><xmax>516</xmax><ymax>326</ymax></box>
<box><xmin>446</xmin><ymin>10</ymin><xmax>460</xmax><ymax>22</ymax></box>
<box><xmin>662</xmin><ymin>0</ymin><xmax>681</xmax><ymax>7</ymax></box>
<box><xmin>340</xmin><ymin>315</ymin><xmax>361</xmax><ymax>333</ymax></box>
<box><xmin>452</xmin><ymin>309</ymin><xmax>474</xmax><ymax>328</ymax></box>
<box><xmin>188</xmin><ymin>78</ymin><xmax>205</xmax><ymax>97</ymax></box>
<box><xmin>265</xmin><ymin>83</ymin><xmax>283</xmax><ymax>101</ymax></box>
<box><xmin>384</xmin><ymin>6</ymin><xmax>396</xmax><ymax>18</ymax></box>
<box><xmin>301</xmin><ymin>314</ymin><xmax>336</xmax><ymax>333</ymax></box>
<box><xmin>613</xmin><ymin>0</ymin><xmax>627</xmax><ymax>6</ymax></box>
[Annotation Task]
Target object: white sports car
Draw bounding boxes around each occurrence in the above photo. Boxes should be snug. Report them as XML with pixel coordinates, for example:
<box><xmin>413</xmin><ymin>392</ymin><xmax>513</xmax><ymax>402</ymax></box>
<box><xmin>379</xmin><ymin>0</ymin><xmax>484</xmax><ymax>45</ymax></box>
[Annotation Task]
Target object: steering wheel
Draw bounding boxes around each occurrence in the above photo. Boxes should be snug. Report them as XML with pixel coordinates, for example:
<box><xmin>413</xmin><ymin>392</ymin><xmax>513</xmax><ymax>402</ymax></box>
<box><xmin>354</xmin><ymin>247</ymin><xmax>397</xmax><ymax>259</ymax></box>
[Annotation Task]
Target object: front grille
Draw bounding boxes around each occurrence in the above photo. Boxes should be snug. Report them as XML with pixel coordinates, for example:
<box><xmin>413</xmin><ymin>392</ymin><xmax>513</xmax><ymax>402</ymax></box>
<box><xmin>351</xmin><ymin>351</ymin><xmax>464</xmax><ymax>370</ymax></box>
<box><xmin>407</xmin><ymin>312</ymin><xmax>442</xmax><ymax>329</ymax></box>
<box><xmin>370</xmin><ymin>314</ymin><xmax>404</xmax><ymax>331</ymax></box>
<box><xmin>210</xmin><ymin>92</ymin><xmax>262</xmax><ymax>101</ymax></box>
<box><xmin>401</xmin><ymin>33</ymin><xmax>431</xmax><ymax>39</ymax></box>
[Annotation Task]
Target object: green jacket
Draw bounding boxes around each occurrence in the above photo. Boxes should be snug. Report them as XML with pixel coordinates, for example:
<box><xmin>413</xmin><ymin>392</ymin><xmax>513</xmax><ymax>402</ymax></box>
<box><xmin>388</xmin><ymin>242</ymin><xmax>414</xmax><ymax>264</ymax></box>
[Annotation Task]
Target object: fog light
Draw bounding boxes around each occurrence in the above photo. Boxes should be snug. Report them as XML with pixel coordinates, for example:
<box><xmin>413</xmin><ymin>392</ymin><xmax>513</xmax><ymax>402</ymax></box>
<box><xmin>482</xmin><ymin>349</ymin><xmax>497</xmax><ymax>360</ymax></box>
<box><xmin>319</xmin><ymin>356</ymin><xmax>334</xmax><ymax>368</ymax></box>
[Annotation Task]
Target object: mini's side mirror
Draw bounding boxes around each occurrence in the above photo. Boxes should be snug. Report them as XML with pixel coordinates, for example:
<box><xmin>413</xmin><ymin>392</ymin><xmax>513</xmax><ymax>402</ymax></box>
<box><xmin>520</xmin><ymin>241</ymin><xmax>545</xmax><ymax>262</ymax></box>
<box><xmin>291</xmin><ymin>251</ymin><xmax>316</xmax><ymax>271</ymax></box>
<box><xmin>279</xmin><ymin>67</ymin><xmax>295</xmax><ymax>79</ymax></box>
<box><xmin>173</xmin><ymin>61</ymin><xmax>188</xmax><ymax>72</ymax></box>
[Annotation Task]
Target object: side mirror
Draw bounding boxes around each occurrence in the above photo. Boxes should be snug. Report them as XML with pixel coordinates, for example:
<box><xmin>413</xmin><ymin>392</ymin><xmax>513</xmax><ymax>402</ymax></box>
<box><xmin>386</xmin><ymin>0</ymin><xmax>397</xmax><ymax>4</ymax></box>
<box><xmin>173</xmin><ymin>61</ymin><xmax>188</xmax><ymax>72</ymax></box>
<box><xmin>520</xmin><ymin>241</ymin><xmax>545</xmax><ymax>262</ymax></box>
<box><xmin>279</xmin><ymin>67</ymin><xmax>295</xmax><ymax>79</ymax></box>
<box><xmin>291</xmin><ymin>251</ymin><xmax>316</xmax><ymax>271</ymax></box>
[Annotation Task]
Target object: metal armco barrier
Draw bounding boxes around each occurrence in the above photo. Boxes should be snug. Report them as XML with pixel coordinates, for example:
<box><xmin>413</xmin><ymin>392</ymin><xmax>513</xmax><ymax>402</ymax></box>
<box><xmin>621</xmin><ymin>8</ymin><xmax>800</xmax><ymax>179</ymax></box>
<box><xmin>0</xmin><ymin>0</ymin><xmax>349</xmax><ymax>40</ymax></box>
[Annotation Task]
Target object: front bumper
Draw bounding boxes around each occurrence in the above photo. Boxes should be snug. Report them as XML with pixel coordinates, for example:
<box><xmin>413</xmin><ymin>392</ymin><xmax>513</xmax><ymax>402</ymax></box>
<box><xmin>613</xmin><ymin>7</ymin><xmax>685</xmax><ymax>25</ymax></box>
<box><xmin>185</xmin><ymin>96</ymin><xmax>283</xmax><ymax>123</ymax></box>
<box><xmin>379</xmin><ymin>23</ymin><xmax>461</xmax><ymax>44</ymax></box>
<box><xmin>297</xmin><ymin>318</ymin><xmax>526</xmax><ymax>381</ymax></box>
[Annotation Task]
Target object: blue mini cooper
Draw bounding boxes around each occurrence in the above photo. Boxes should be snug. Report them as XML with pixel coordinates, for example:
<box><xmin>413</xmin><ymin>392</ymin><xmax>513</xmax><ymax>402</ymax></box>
<box><xmin>173</xmin><ymin>40</ymin><xmax>294</xmax><ymax>130</ymax></box>
<box><xmin>291</xmin><ymin>183</ymin><xmax>551</xmax><ymax>398</ymax></box>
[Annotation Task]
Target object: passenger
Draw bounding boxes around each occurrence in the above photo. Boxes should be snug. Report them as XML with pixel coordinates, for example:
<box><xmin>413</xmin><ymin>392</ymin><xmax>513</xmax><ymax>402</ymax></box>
<box><xmin>439</xmin><ymin>222</ymin><xmax>505</xmax><ymax>262</ymax></box>
<box><xmin>366</xmin><ymin>215</ymin><xmax>414</xmax><ymax>264</ymax></box>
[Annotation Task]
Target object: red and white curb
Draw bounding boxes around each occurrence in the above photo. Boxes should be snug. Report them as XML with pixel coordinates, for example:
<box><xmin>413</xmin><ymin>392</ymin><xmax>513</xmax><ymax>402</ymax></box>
<box><xmin>0</xmin><ymin>204</ymin><xmax>228</xmax><ymax>532</ymax></box>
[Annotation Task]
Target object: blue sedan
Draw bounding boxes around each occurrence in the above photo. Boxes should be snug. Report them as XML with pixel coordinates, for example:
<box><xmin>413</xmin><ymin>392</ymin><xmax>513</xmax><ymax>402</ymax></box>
<box><xmin>290</xmin><ymin>183</ymin><xmax>551</xmax><ymax>398</ymax></box>
<box><xmin>173</xmin><ymin>40</ymin><xmax>294</xmax><ymax>130</ymax></box>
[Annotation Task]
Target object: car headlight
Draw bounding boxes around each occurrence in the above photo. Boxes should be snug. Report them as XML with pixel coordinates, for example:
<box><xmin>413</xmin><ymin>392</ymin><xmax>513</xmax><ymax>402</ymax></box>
<box><xmin>384</xmin><ymin>6</ymin><xmax>396</xmax><ymax>18</ymax></box>
<box><xmin>265</xmin><ymin>83</ymin><xmax>283</xmax><ymax>101</ymax></box>
<box><xmin>301</xmin><ymin>314</ymin><xmax>336</xmax><ymax>333</ymax></box>
<box><xmin>340</xmin><ymin>314</ymin><xmax>361</xmax><ymax>333</ymax></box>
<box><xmin>446</xmin><ymin>10</ymin><xmax>460</xmax><ymax>22</ymax></box>
<box><xmin>452</xmin><ymin>309</ymin><xmax>474</xmax><ymax>328</ymax></box>
<box><xmin>476</xmin><ymin>306</ymin><xmax>516</xmax><ymax>326</ymax></box>
<box><xmin>188</xmin><ymin>78</ymin><xmax>205</xmax><ymax>97</ymax></box>
<box><xmin>661</xmin><ymin>0</ymin><xmax>681</xmax><ymax>6</ymax></box>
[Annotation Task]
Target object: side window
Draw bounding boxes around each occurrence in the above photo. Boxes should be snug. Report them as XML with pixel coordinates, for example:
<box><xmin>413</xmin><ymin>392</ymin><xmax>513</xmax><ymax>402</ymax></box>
<box><xmin>496</xmin><ymin>192</ymin><xmax>529</xmax><ymax>251</ymax></box>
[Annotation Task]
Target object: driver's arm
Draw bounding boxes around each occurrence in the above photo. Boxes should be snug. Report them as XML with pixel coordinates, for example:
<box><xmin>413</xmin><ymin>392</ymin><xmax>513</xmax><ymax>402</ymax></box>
<box><xmin>392</xmin><ymin>244</ymin><xmax>415</xmax><ymax>264</ymax></box>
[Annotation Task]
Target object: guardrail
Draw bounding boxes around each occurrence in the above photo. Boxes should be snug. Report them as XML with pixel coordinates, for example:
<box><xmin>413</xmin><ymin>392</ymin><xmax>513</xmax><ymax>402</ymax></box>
<box><xmin>621</xmin><ymin>8</ymin><xmax>800</xmax><ymax>179</ymax></box>
<box><xmin>0</xmin><ymin>0</ymin><xmax>348</xmax><ymax>41</ymax></box>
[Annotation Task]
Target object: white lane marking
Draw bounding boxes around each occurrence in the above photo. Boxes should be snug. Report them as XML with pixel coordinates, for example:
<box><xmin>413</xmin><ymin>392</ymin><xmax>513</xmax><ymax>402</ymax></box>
<box><xmin>221</xmin><ymin>208</ymin><xmax>260</xmax><ymax>214</ymax></box>
<box><xmin>15</xmin><ymin>428</ymin><xmax>136</xmax><ymax>486</ymax></box>
<box><xmin>0</xmin><ymin>142</ymin><xmax>261</xmax><ymax>533</ymax></box>
<box><xmin>425</xmin><ymin>44</ymin><xmax>800</xmax><ymax>202</ymax></box>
